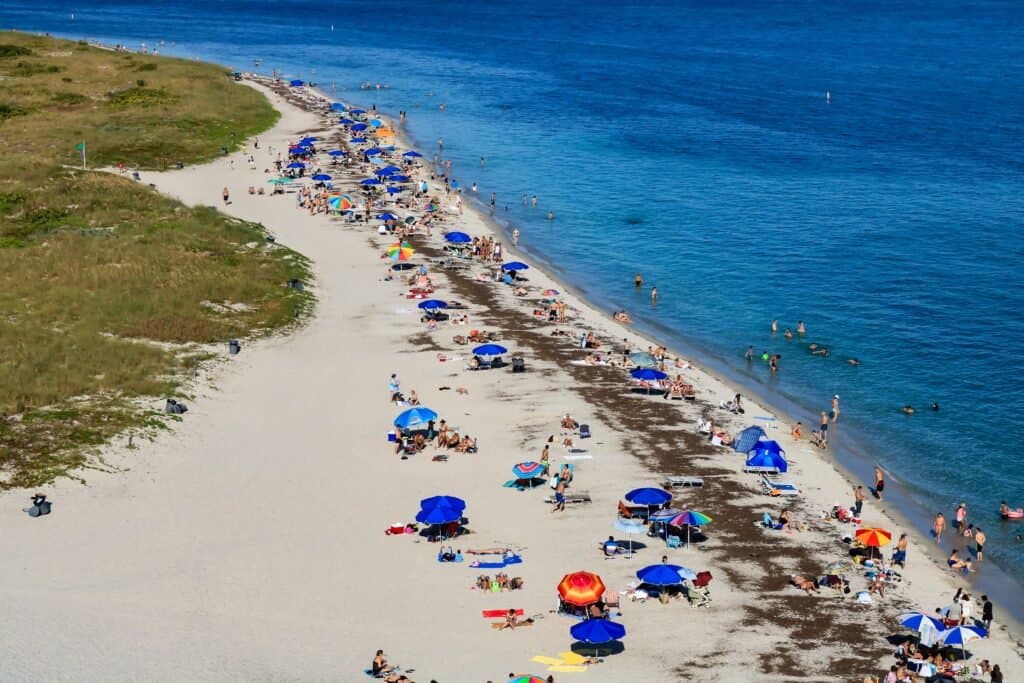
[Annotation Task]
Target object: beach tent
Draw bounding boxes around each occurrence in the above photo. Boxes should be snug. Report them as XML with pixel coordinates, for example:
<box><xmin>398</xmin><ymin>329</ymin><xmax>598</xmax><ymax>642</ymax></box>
<box><xmin>745</xmin><ymin>447</ymin><xmax>788</xmax><ymax>473</ymax></box>
<box><xmin>748</xmin><ymin>439</ymin><xmax>784</xmax><ymax>457</ymax></box>
<box><xmin>732</xmin><ymin>426</ymin><xmax>766</xmax><ymax>453</ymax></box>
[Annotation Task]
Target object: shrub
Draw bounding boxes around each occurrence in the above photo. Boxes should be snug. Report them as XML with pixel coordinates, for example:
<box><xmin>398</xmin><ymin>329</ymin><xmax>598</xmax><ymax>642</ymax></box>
<box><xmin>0</xmin><ymin>44</ymin><xmax>32</xmax><ymax>58</ymax></box>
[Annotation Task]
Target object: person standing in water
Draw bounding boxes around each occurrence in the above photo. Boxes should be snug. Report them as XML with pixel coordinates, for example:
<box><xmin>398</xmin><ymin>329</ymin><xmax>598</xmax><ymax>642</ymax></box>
<box><xmin>745</xmin><ymin>345</ymin><xmax>755</xmax><ymax>361</ymax></box>
<box><xmin>650</xmin><ymin>286</ymin><xmax>658</xmax><ymax>303</ymax></box>
<box><xmin>634</xmin><ymin>273</ymin><xmax>643</xmax><ymax>288</ymax></box>
<box><xmin>547</xmin><ymin>210</ymin><xmax>554</xmax><ymax>222</ymax></box>
<box><xmin>832</xmin><ymin>395</ymin><xmax>840</xmax><ymax>422</ymax></box>
<box><xmin>797</xmin><ymin>320</ymin><xmax>806</xmax><ymax>335</ymax></box>
<box><xmin>874</xmin><ymin>465</ymin><xmax>885</xmax><ymax>500</ymax></box>
<box><xmin>819</xmin><ymin>411</ymin><xmax>829</xmax><ymax>444</ymax></box>
<box><xmin>934</xmin><ymin>512</ymin><xmax>946</xmax><ymax>542</ymax></box>
<box><xmin>771</xmin><ymin>319</ymin><xmax>778</xmax><ymax>335</ymax></box>
<box><xmin>531</xmin><ymin>194</ymin><xmax>538</xmax><ymax>207</ymax></box>
<box><xmin>512</xmin><ymin>227</ymin><xmax>520</xmax><ymax>246</ymax></box>
<box><xmin>975</xmin><ymin>527</ymin><xmax>986</xmax><ymax>561</ymax></box>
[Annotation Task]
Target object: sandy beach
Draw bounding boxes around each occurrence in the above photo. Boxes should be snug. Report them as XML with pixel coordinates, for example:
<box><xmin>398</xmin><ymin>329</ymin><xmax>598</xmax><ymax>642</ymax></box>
<box><xmin>2</xmin><ymin>79</ymin><xmax>1021</xmax><ymax>682</ymax></box>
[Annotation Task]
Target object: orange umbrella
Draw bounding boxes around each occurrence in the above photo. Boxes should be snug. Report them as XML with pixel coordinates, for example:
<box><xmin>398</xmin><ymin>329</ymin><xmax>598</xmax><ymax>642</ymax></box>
<box><xmin>558</xmin><ymin>571</ymin><xmax>605</xmax><ymax>606</ymax></box>
<box><xmin>855</xmin><ymin>527</ymin><xmax>892</xmax><ymax>547</ymax></box>
<box><xmin>376</xmin><ymin>128</ymin><xmax>395</xmax><ymax>137</ymax></box>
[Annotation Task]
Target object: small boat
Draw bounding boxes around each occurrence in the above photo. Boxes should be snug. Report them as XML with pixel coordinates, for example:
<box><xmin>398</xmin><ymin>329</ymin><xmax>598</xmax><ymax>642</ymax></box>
<box><xmin>1004</xmin><ymin>508</ymin><xmax>1024</xmax><ymax>520</ymax></box>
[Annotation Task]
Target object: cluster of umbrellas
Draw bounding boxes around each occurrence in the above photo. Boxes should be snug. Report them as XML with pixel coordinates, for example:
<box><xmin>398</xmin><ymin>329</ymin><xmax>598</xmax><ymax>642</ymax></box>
<box><xmin>898</xmin><ymin>612</ymin><xmax>987</xmax><ymax>655</ymax></box>
<box><xmin>557</xmin><ymin>571</ymin><xmax>626</xmax><ymax>654</ymax></box>
<box><xmin>623</xmin><ymin>488</ymin><xmax>712</xmax><ymax>546</ymax></box>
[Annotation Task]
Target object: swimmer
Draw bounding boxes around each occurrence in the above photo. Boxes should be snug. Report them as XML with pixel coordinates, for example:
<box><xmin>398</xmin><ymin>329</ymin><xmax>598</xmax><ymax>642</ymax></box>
<box><xmin>634</xmin><ymin>273</ymin><xmax>643</xmax><ymax>288</ymax></box>
<box><xmin>932</xmin><ymin>402</ymin><xmax>939</xmax><ymax>411</ymax></box>
<box><xmin>745</xmin><ymin>345</ymin><xmax>755</xmax><ymax>361</ymax></box>
<box><xmin>797</xmin><ymin>321</ymin><xmax>806</xmax><ymax>335</ymax></box>
<box><xmin>847</xmin><ymin>358</ymin><xmax>860</xmax><ymax>366</ymax></box>
<box><xmin>547</xmin><ymin>210</ymin><xmax>554</xmax><ymax>222</ymax></box>
<box><xmin>531</xmin><ymin>194</ymin><xmax>537</xmax><ymax>207</ymax></box>
<box><xmin>650</xmin><ymin>286</ymin><xmax>657</xmax><ymax>303</ymax></box>
<box><xmin>1000</xmin><ymin>501</ymin><xmax>1009</xmax><ymax>519</ymax></box>
<box><xmin>811</xmin><ymin>347</ymin><xmax>829</xmax><ymax>356</ymax></box>
<box><xmin>808</xmin><ymin>342</ymin><xmax>819</xmax><ymax>351</ymax></box>
<box><xmin>902</xmin><ymin>405</ymin><xmax>915</xmax><ymax>415</ymax></box>
<box><xmin>784</xmin><ymin>328</ymin><xmax>793</xmax><ymax>339</ymax></box>
<box><xmin>771</xmin><ymin>319</ymin><xmax>778</xmax><ymax>334</ymax></box>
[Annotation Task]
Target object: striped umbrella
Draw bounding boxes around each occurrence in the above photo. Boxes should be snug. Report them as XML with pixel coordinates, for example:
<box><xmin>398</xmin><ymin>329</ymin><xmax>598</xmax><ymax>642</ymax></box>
<box><xmin>650</xmin><ymin>508</ymin><xmax>683</xmax><ymax>522</ymax></box>
<box><xmin>557</xmin><ymin>571</ymin><xmax>605</xmax><ymax>607</ymax></box>
<box><xmin>388</xmin><ymin>242</ymin><xmax>415</xmax><ymax>261</ymax></box>
<box><xmin>898</xmin><ymin>612</ymin><xmax>945</xmax><ymax>647</ymax></box>
<box><xmin>512</xmin><ymin>461</ymin><xmax>545</xmax><ymax>486</ymax></box>
<box><xmin>509</xmin><ymin>677</ymin><xmax>545</xmax><ymax>683</ymax></box>
<box><xmin>668</xmin><ymin>510</ymin><xmax>713</xmax><ymax>546</ymax></box>
<box><xmin>855</xmin><ymin>527</ymin><xmax>893</xmax><ymax>547</ymax></box>
<box><xmin>938</xmin><ymin>624</ymin><xmax>987</xmax><ymax>658</ymax></box>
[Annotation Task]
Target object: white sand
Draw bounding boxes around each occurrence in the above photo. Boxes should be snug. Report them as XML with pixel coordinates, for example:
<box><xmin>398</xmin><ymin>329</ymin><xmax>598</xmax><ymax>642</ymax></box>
<box><xmin>1</xmin><ymin>82</ymin><xmax>1021</xmax><ymax>683</ymax></box>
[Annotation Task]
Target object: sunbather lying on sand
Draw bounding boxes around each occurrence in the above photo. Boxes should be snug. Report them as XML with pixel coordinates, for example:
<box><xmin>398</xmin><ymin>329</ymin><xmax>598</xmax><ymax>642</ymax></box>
<box><xmin>790</xmin><ymin>574</ymin><xmax>821</xmax><ymax>594</ymax></box>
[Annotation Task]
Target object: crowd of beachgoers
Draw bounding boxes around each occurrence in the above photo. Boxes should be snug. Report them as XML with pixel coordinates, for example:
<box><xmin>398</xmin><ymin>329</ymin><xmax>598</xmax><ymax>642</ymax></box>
<box><xmin>223</xmin><ymin>75</ymin><xmax>1019</xmax><ymax>682</ymax></box>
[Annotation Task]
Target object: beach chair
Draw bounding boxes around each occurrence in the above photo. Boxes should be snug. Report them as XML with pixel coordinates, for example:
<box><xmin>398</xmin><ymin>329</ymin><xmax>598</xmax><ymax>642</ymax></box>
<box><xmin>682</xmin><ymin>581</ymin><xmax>711</xmax><ymax>607</ymax></box>
<box><xmin>545</xmin><ymin>490</ymin><xmax>591</xmax><ymax>505</ymax></box>
<box><xmin>761</xmin><ymin>474</ymin><xmax>800</xmax><ymax>497</ymax></box>
<box><xmin>665</xmin><ymin>476</ymin><xmax>704</xmax><ymax>489</ymax></box>
<box><xmin>743</xmin><ymin>464</ymin><xmax>781</xmax><ymax>475</ymax></box>
<box><xmin>665</xmin><ymin>535</ymin><xmax>683</xmax><ymax>549</ymax></box>
<box><xmin>579</xmin><ymin>424</ymin><xmax>591</xmax><ymax>439</ymax></box>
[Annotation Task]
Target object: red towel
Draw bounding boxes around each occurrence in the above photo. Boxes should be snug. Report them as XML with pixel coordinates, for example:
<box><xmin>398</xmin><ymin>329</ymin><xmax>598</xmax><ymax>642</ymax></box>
<box><xmin>482</xmin><ymin>609</ymin><xmax>524</xmax><ymax>619</ymax></box>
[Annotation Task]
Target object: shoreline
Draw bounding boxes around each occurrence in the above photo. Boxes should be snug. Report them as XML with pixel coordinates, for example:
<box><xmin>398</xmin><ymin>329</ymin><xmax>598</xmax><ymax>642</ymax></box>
<box><xmin>1</xmin><ymin>39</ymin><xmax>1021</xmax><ymax>680</ymax></box>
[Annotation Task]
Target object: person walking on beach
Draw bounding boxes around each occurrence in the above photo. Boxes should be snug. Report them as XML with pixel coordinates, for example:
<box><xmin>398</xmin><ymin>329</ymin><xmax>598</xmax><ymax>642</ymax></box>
<box><xmin>981</xmin><ymin>595</ymin><xmax>993</xmax><ymax>630</ymax></box>
<box><xmin>819</xmin><ymin>411</ymin><xmax>829</xmax><ymax>445</ymax></box>
<box><xmin>934</xmin><ymin>512</ymin><xmax>946</xmax><ymax>542</ymax></box>
<box><xmin>955</xmin><ymin>503</ymin><xmax>967</xmax><ymax>534</ymax></box>
<box><xmin>832</xmin><ymin>395</ymin><xmax>840</xmax><ymax>422</ymax></box>
<box><xmin>551</xmin><ymin>480</ymin><xmax>566</xmax><ymax>513</ymax></box>
<box><xmin>975</xmin><ymin>527</ymin><xmax>986</xmax><ymax>561</ymax></box>
<box><xmin>874</xmin><ymin>465</ymin><xmax>885</xmax><ymax>500</ymax></box>
<box><xmin>853</xmin><ymin>485</ymin><xmax>865</xmax><ymax>516</ymax></box>
<box><xmin>222</xmin><ymin>186</ymin><xmax>230</xmax><ymax>204</ymax></box>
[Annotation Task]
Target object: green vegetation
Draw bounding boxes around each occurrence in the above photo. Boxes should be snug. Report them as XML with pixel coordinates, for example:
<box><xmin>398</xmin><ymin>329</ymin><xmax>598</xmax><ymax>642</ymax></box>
<box><xmin>0</xmin><ymin>33</ymin><xmax>312</xmax><ymax>490</ymax></box>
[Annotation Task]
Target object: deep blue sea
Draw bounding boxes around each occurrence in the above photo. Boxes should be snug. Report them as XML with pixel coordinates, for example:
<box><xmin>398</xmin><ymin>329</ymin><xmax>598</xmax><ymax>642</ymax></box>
<box><xmin>4</xmin><ymin>0</ymin><xmax>1023</xmax><ymax>601</ymax></box>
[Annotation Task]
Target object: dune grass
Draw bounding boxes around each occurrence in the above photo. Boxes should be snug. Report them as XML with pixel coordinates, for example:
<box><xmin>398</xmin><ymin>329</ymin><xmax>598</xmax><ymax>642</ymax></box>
<box><xmin>0</xmin><ymin>33</ymin><xmax>313</xmax><ymax>489</ymax></box>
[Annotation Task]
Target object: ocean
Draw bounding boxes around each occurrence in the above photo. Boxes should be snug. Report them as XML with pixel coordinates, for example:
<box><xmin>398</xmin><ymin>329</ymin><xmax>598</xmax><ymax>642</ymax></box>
<box><xmin>4</xmin><ymin>0</ymin><xmax>1023</xmax><ymax>601</ymax></box>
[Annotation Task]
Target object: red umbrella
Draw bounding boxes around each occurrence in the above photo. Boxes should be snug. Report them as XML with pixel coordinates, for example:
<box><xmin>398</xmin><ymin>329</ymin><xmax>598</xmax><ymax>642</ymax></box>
<box><xmin>558</xmin><ymin>571</ymin><xmax>606</xmax><ymax>607</ymax></box>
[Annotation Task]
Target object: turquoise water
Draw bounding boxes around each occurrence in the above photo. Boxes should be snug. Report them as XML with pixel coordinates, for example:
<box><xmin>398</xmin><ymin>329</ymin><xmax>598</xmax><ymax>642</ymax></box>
<box><xmin>4</xmin><ymin>1</ymin><xmax>1023</xmax><ymax>599</ymax></box>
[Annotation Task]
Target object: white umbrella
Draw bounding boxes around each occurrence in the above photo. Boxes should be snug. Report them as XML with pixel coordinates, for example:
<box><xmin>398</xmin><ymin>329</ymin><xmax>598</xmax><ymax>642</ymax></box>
<box><xmin>612</xmin><ymin>518</ymin><xmax>646</xmax><ymax>558</ymax></box>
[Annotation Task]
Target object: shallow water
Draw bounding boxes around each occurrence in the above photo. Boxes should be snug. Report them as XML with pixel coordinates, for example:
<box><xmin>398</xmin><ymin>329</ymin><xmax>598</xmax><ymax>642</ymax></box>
<box><xmin>4</xmin><ymin>0</ymin><xmax>1023</xmax><ymax>594</ymax></box>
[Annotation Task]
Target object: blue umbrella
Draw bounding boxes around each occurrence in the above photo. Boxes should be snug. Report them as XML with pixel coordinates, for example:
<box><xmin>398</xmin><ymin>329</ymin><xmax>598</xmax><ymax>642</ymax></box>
<box><xmin>624</xmin><ymin>487</ymin><xmax>672</xmax><ymax>507</ymax></box>
<box><xmin>351</xmin><ymin>122</ymin><xmax>368</xmax><ymax>131</ymax></box>
<box><xmin>327</xmin><ymin>150</ymin><xmax>345</xmax><ymax>157</ymax></box>
<box><xmin>418</xmin><ymin>300</ymin><xmax>448</xmax><ymax>310</ymax></box>
<box><xmin>311</xmin><ymin>173</ymin><xmax>332</xmax><ymax>181</ymax></box>
<box><xmin>570</xmin><ymin>619</ymin><xmax>626</xmax><ymax>645</ymax></box>
<box><xmin>388</xmin><ymin>174</ymin><xmax>410</xmax><ymax>182</ymax></box>
<box><xmin>360</xmin><ymin>178</ymin><xmax>381</xmax><ymax>186</ymax></box>
<box><xmin>286</xmin><ymin>161</ymin><xmax>305</xmax><ymax>169</ymax></box>
<box><xmin>341</xmin><ymin>118</ymin><xmax>355</xmax><ymax>124</ymax></box>
<box><xmin>377</xmin><ymin>212</ymin><xmax>399</xmax><ymax>221</ymax></box>
<box><xmin>415</xmin><ymin>505</ymin><xmax>461</xmax><ymax>525</ymax></box>
<box><xmin>350</xmin><ymin>136</ymin><xmax>367</xmax><ymax>143</ymax></box>
<box><xmin>749</xmin><ymin>440</ymin><xmax>785</xmax><ymax>457</ymax></box>
<box><xmin>649</xmin><ymin>508</ymin><xmax>682</xmax><ymax>522</ymax></box>
<box><xmin>445</xmin><ymin>231</ymin><xmax>471</xmax><ymax>243</ymax></box>
<box><xmin>403</xmin><ymin>150</ymin><xmax>423</xmax><ymax>158</ymax></box>
<box><xmin>386</xmin><ymin>186</ymin><xmax>403</xmax><ymax>194</ymax></box>
<box><xmin>898</xmin><ymin>612</ymin><xmax>945</xmax><ymax>647</ymax></box>
<box><xmin>394</xmin><ymin>406</ymin><xmax>438</xmax><ymax>428</ymax></box>
<box><xmin>636</xmin><ymin>564</ymin><xmax>686</xmax><ymax>586</ymax></box>
<box><xmin>420</xmin><ymin>495</ymin><xmax>466</xmax><ymax>512</ymax></box>
<box><xmin>630</xmin><ymin>368</ymin><xmax>667</xmax><ymax>381</ymax></box>
<box><xmin>330</xmin><ymin>103</ymin><xmax>345</xmax><ymax>112</ymax></box>
<box><xmin>745</xmin><ymin>447</ymin><xmax>788</xmax><ymax>473</ymax></box>
<box><xmin>370</xmin><ymin>118</ymin><xmax>383</xmax><ymax>127</ymax></box>
<box><xmin>473</xmin><ymin>343</ymin><xmax>508</xmax><ymax>356</ymax></box>
<box><xmin>350</xmin><ymin>108</ymin><xmax>366</xmax><ymax>115</ymax></box>
<box><xmin>501</xmin><ymin>261</ymin><xmax>529</xmax><ymax>271</ymax></box>
<box><xmin>378</xmin><ymin>165</ymin><xmax>401</xmax><ymax>174</ymax></box>
<box><xmin>732</xmin><ymin>426</ymin><xmax>767</xmax><ymax>453</ymax></box>
<box><xmin>289</xmin><ymin>79</ymin><xmax>304</xmax><ymax>87</ymax></box>
<box><xmin>298</xmin><ymin>136</ymin><xmax>318</xmax><ymax>144</ymax></box>
<box><xmin>938</xmin><ymin>624</ymin><xmax>987</xmax><ymax>657</ymax></box>
<box><xmin>365</xmin><ymin>148</ymin><xmax>383</xmax><ymax>156</ymax></box>
<box><xmin>375</xmin><ymin>168</ymin><xmax>397</xmax><ymax>177</ymax></box>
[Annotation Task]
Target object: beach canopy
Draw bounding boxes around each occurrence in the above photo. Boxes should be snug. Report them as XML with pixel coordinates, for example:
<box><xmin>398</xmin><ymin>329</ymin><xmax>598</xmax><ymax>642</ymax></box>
<box><xmin>311</xmin><ymin>173</ymin><xmax>332</xmax><ymax>181</ymax></box>
<box><xmin>745</xmin><ymin>447</ymin><xmax>788</xmax><ymax>473</ymax></box>
<box><xmin>501</xmin><ymin>261</ymin><xmax>529</xmax><ymax>271</ymax></box>
<box><xmin>570</xmin><ymin>618</ymin><xmax>626</xmax><ymax>645</ymax></box>
<box><xmin>630</xmin><ymin>367</ymin><xmax>667</xmax><ymax>381</ymax></box>
<box><xmin>414</xmin><ymin>505</ymin><xmax>461</xmax><ymax>525</ymax></box>
<box><xmin>393</xmin><ymin>406</ymin><xmax>438</xmax><ymax>428</ymax></box>
<box><xmin>624</xmin><ymin>487</ymin><xmax>672</xmax><ymax>507</ymax></box>
<box><xmin>636</xmin><ymin>564</ymin><xmax>687</xmax><ymax>586</ymax></box>
<box><xmin>473</xmin><ymin>343</ymin><xmax>507</xmax><ymax>356</ymax></box>
<box><xmin>420</xmin><ymin>495</ymin><xmax>466</xmax><ymax>512</ymax></box>
<box><xmin>558</xmin><ymin>571</ymin><xmax>605</xmax><ymax>606</ymax></box>
<box><xmin>403</xmin><ymin>150</ymin><xmax>423</xmax><ymax>158</ymax></box>
<box><xmin>732</xmin><ymin>426</ymin><xmax>767</xmax><ymax>453</ymax></box>
<box><xmin>854</xmin><ymin>527</ymin><xmax>892</xmax><ymax>547</ymax></box>
<box><xmin>418</xmin><ymin>299</ymin><xmax>448</xmax><ymax>310</ymax></box>
<box><xmin>445</xmin><ymin>231</ymin><xmax>471</xmax><ymax>243</ymax></box>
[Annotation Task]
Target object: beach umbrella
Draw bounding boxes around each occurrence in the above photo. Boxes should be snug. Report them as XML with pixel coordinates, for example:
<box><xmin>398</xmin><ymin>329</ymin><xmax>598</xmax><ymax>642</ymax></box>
<box><xmin>360</xmin><ymin>178</ymin><xmax>381</xmax><ymax>186</ymax></box>
<box><xmin>386</xmin><ymin>186</ymin><xmax>403</xmax><ymax>194</ymax></box>
<box><xmin>649</xmin><ymin>508</ymin><xmax>683</xmax><ymax>522</ymax></box>
<box><xmin>351</xmin><ymin>122</ymin><xmax>368</xmax><ymax>131</ymax></box>
<box><xmin>420</xmin><ymin>495</ymin><xmax>466</xmax><ymax>512</ymax></box>
<box><xmin>898</xmin><ymin>612</ymin><xmax>945</xmax><ymax>647</ymax></box>
<box><xmin>630</xmin><ymin>367</ymin><xmax>667</xmax><ymax>382</ymax></box>
<box><xmin>289</xmin><ymin>79</ymin><xmax>304</xmax><ymax>87</ymax></box>
<box><xmin>823</xmin><ymin>560</ymin><xmax>853</xmax><ymax>575</ymax></box>
<box><xmin>612</xmin><ymin>517</ymin><xmax>645</xmax><ymax>558</ymax></box>
<box><xmin>508</xmin><ymin>677</ymin><xmax>546</xmax><ymax>683</ymax></box>
<box><xmin>370</xmin><ymin>118</ymin><xmax>383</xmax><ymax>127</ymax></box>
<box><xmin>341</xmin><ymin>117</ymin><xmax>355</xmax><ymax>124</ymax></box>
<box><xmin>388</xmin><ymin>174</ymin><xmax>410</xmax><ymax>182</ymax></box>
<box><xmin>473</xmin><ymin>343</ymin><xmax>507</xmax><ymax>356</ymax></box>
<box><xmin>668</xmin><ymin>510</ymin><xmax>712</xmax><ymax>546</ymax></box>
<box><xmin>512</xmin><ymin>461</ymin><xmax>545</xmax><ymax>487</ymax></box>
<box><xmin>350</xmin><ymin>108</ymin><xmax>366</xmax><ymax>114</ymax></box>
<box><xmin>624</xmin><ymin>487</ymin><xmax>672</xmax><ymax>507</ymax></box>
<box><xmin>378</xmin><ymin>165</ymin><xmax>401</xmax><ymax>174</ymax></box>
<box><xmin>311</xmin><ymin>173</ymin><xmax>332</xmax><ymax>181</ymax></box>
<box><xmin>542</xmin><ymin>288</ymin><xmax>560</xmax><ymax>297</ymax></box>
<box><xmin>393</xmin><ymin>406</ymin><xmax>438</xmax><ymax>428</ymax></box>
<box><xmin>327</xmin><ymin>149</ymin><xmax>345</xmax><ymax>157</ymax></box>
<box><xmin>388</xmin><ymin>243</ymin><xmax>415</xmax><ymax>261</ymax></box>
<box><xmin>378</xmin><ymin>212</ymin><xmax>399</xmax><ymax>221</ymax></box>
<box><xmin>745</xmin><ymin>447</ymin><xmax>788</xmax><ymax>473</ymax></box>
<box><xmin>418</xmin><ymin>299</ymin><xmax>448</xmax><ymax>310</ymax></box>
<box><xmin>636</xmin><ymin>564</ymin><xmax>687</xmax><ymax>587</ymax></box>
<box><xmin>376</xmin><ymin>128</ymin><xmax>395</xmax><ymax>138</ymax></box>
<box><xmin>403</xmin><ymin>150</ymin><xmax>423</xmax><ymax>158</ymax></box>
<box><xmin>938</xmin><ymin>625</ymin><xmax>987</xmax><ymax>658</ymax></box>
<box><xmin>414</xmin><ymin>504</ymin><xmax>461</xmax><ymax>525</ymax></box>
<box><xmin>350</xmin><ymin>136</ymin><xmax>367</xmax><ymax>143</ymax></box>
<box><xmin>855</xmin><ymin>527</ymin><xmax>893</xmax><ymax>547</ymax></box>
<box><xmin>286</xmin><ymin>161</ymin><xmax>305</xmax><ymax>169</ymax></box>
<box><xmin>404</xmin><ymin>216</ymin><xmax>418</xmax><ymax>225</ymax></box>
<box><xmin>732</xmin><ymin>426</ymin><xmax>767</xmax><ymax>453</ymax></box>
<box><xmin>298</xmin><ymin>136</ymin><xmax>318</xmax><ymax>144</ymax></box>
<box><xmin>391</xmin><ymin>263</ymin><xmax>415</xmax><ymax>271</ymax></box>
<box><xmin>558</xmin><ymin>571</ymin><xmax>606</xmax><ymax>607</ymax></box>
<box><xmin>501</xmin><ymin>261</ymin><xmax>529</xmax><ymax>271</ymax></box>
<box><xmin>570</xmin><ymin>619</ymin><xmax>626</xmax><ymax>656</ymax></box>
<box><xmin>365</xmin><ymin>147</ymin><xmax>383</xmax><ymax>155</ymax></box>
<box><xmin>629</xmin><ymin>351</ymin><xmax>659</xmax><ymax>368</ymax></box>
<box><xmin>330</xmin><ymin>102</ymin><xmax>345</xmax><ymax>112</ymax></box>
<box><xmin>445</xmin><ymin>231</ymin><xmax>471</xmax><ymax>243</ymax></box>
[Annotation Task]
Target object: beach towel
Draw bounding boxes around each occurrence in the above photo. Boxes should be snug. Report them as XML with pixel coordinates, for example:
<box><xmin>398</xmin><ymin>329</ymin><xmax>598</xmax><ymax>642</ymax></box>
<box><xmin>549</xmin><ymin>665</ymin><xmax>587</xmax><ymax>672</ymax></box>
<box><xmin>471</xmin><ymin>555</ymin><xmax>522</xmax><ymax>569</ymax></box>
<box><xmin>564</xmin><ymin>454</ymin><xmax>593</xmax><ymax>460</ymax></box>
<box><xmin>482</xmin><ymin>609</ymin><xmax>523</xmax><ymax>618</ymax></box>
